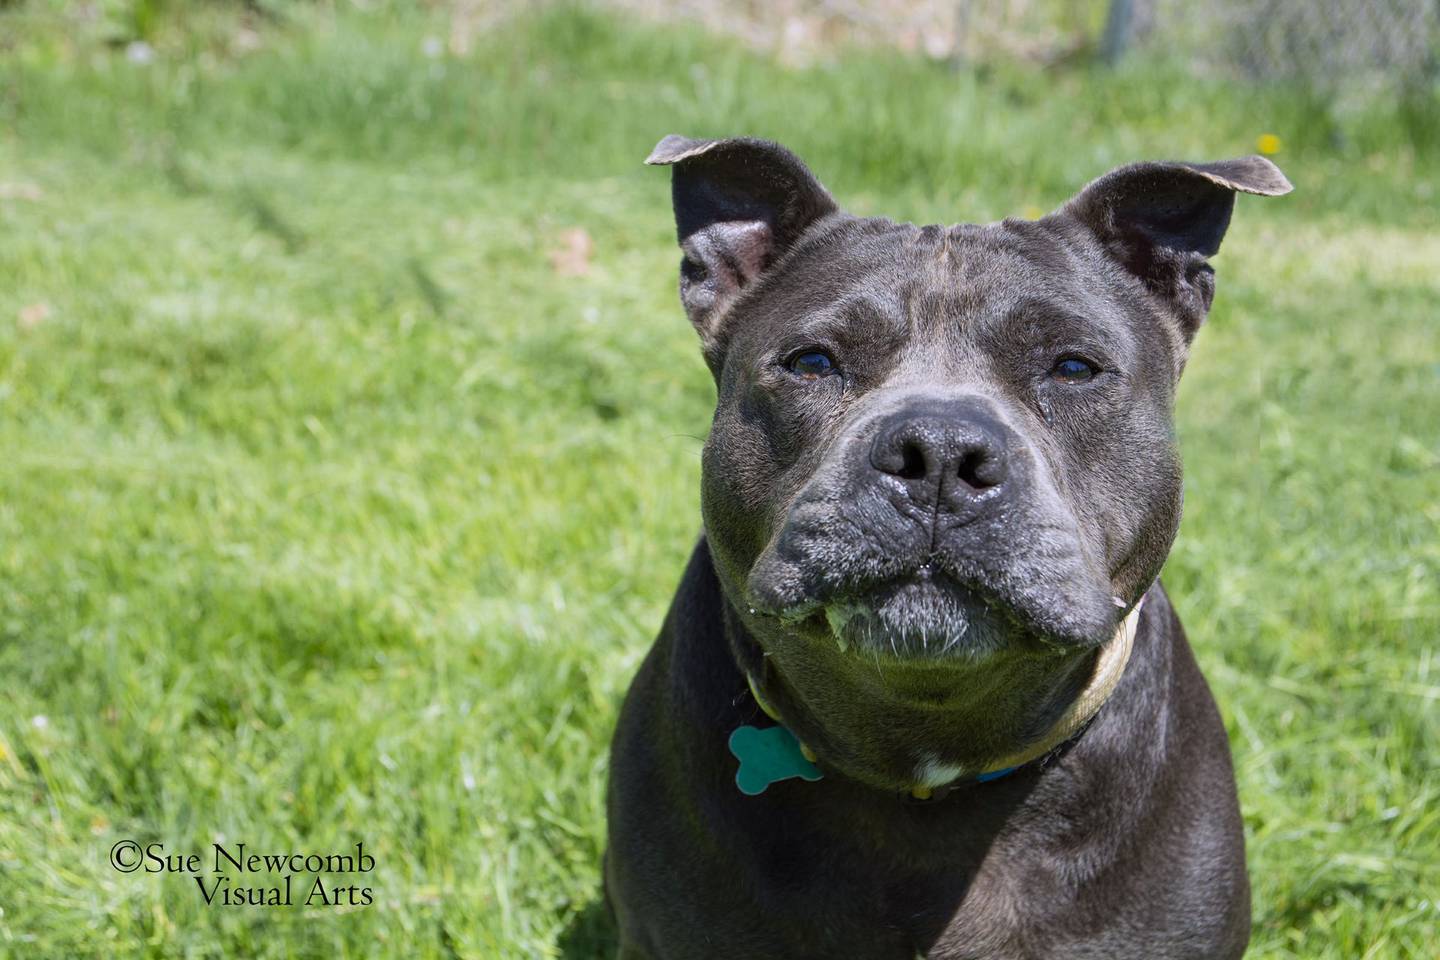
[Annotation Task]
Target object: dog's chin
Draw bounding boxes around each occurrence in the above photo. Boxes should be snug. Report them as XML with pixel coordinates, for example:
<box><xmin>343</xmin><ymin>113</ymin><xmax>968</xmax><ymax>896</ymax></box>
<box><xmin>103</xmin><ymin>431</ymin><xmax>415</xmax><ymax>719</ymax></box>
<box><xmin>750</xmin><ymin>551</ymin><xmax>1122</xmax><ymax>661</ymax></box>
<box><xmin>816</xmin><ymin>573</ymin><xmax>1023</xmax><ymax>664</ymax></box>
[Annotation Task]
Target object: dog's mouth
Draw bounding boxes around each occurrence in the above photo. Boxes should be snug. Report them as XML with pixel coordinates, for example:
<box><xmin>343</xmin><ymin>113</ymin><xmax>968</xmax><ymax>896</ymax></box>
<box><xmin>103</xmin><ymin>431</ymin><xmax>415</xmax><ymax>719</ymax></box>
<box><xmin>766</xmin><ymin>566</ymin><xmax>1032</xmax><ymax>663</ymax></box>
<box><xmin>750</xmin><ymin>548</ymin><xmax>1126</xmax><ymax>665</ymax></box>
<box><xmin>744</xmin><ymin>479</ymin><xmax>1123</xmax><ymax>658</ymax></box>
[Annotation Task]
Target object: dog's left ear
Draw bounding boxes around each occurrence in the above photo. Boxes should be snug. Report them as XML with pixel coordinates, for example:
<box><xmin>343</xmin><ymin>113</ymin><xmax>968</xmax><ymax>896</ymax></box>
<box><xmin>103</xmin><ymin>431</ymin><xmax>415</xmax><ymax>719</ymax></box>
<box><xmin>1059</xmin><ymin>156</ymin><xmax>1292</xmax><ymax>340</ymax></box>
<box><xmin>647</xmin><ymin>135</ymin><xmax>838</xmax><ymax>359</ymax></box>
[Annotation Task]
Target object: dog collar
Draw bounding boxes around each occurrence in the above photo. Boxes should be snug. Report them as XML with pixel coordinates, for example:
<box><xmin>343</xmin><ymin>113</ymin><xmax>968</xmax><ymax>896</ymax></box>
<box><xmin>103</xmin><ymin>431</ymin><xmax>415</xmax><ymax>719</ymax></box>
<box><xmin>729</xmin><ymin>598</ymin><xmax>1146</xmax><ymax>799</ymax></box>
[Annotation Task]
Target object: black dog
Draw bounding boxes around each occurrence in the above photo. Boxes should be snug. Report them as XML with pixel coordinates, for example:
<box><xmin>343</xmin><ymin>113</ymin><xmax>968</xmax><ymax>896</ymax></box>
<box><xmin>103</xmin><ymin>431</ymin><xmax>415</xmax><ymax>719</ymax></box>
<box><xmin>606</xmin><ymin>135</ymin><xmax>1290</xmax><ymax>959</ymax></box>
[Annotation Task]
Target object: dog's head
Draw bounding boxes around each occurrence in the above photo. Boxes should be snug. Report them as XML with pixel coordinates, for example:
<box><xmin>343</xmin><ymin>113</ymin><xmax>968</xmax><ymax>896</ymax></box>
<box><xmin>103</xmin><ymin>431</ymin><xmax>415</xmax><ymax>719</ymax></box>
<box><xmin>649</xmin><ymin>135</ymin><xmax>1288</xmax><ymax>780</ymax></box>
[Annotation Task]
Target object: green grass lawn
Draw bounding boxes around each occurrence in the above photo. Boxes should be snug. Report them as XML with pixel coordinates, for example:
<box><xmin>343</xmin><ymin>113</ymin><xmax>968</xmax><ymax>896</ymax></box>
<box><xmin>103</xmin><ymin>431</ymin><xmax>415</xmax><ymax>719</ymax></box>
<box><xmin>1</xmin><ymin>4</ymin><xmax>1436</xmax><ymax>957</ymax></box>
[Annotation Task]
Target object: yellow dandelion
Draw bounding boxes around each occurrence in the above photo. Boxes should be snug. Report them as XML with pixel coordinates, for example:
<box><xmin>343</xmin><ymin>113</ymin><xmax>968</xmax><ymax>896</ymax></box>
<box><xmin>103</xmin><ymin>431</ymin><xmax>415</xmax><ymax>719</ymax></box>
<box><xmin>1256</xmin><ymin>133</ymin><xmax>1282</xmax><ymax>156</ymax></box>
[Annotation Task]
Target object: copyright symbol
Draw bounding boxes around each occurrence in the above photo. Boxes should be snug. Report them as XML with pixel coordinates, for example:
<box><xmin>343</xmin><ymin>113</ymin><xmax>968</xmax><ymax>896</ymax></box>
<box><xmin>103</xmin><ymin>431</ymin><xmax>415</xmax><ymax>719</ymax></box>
<box><xmin>110</xmin><ymin>840</ymin><xmax>142</xmax><ymax>872</ymax></box>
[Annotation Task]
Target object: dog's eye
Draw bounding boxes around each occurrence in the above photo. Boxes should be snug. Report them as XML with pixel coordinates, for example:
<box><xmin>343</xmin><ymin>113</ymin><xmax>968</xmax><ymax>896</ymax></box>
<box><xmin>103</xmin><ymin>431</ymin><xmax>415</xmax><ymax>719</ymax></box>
<box><xmin>788</xmin><ymin>351</ymin><xmax>836</xmax><ymax>379</ymax></box>
<box><xmin>1050</xmin><ymin>357</ymin><xmax>1097</xmax><ymax>383</ymax></box>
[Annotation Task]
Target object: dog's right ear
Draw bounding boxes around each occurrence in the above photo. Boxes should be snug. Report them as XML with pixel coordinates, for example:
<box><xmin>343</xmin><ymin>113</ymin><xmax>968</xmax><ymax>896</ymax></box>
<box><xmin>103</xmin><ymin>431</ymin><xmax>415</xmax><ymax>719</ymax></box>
<box><xmin>647</xmin><ymin>135</ymin><xmax>837</xmax><ymax>354</ymax></box>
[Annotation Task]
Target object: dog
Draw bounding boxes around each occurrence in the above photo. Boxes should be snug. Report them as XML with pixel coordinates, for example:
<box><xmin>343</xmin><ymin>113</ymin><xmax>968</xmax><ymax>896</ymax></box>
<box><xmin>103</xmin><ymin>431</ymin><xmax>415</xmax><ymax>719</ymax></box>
<box><xmin>605</xmin><ymin>134</ymin><xmax>1290</xmax><ymax>959</ymax></box>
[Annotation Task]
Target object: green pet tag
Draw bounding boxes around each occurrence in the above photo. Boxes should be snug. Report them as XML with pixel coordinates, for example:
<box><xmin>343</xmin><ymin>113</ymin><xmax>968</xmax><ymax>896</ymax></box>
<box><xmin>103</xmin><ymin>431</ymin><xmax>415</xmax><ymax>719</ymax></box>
<box><xmin>728</xmin><ymin>724</ymin><xmax>824</xmax><ymax>796</ymax></box>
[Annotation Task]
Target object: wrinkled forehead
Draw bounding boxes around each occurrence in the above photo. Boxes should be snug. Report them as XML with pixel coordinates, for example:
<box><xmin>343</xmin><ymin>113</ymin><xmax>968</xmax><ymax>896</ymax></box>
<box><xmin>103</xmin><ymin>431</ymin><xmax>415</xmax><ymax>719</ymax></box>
<box><xmin>751</xmin><ymin>217</ymin><xmax>1125</xmax><ymax>349</ymax></box>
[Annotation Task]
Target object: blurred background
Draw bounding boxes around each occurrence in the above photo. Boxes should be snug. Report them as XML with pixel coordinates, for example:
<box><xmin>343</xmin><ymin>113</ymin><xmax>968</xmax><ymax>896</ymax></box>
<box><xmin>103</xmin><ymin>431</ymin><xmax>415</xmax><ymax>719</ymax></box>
<box><xmin>1</xmin><ymin>1</ymin><xmax>1436</xmax><ymax>958</ymax></box>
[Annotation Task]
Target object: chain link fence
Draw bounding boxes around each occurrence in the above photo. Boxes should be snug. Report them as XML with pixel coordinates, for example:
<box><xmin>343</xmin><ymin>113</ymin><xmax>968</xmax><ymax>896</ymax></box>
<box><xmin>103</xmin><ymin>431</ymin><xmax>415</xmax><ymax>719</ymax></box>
<box><xmin>599</xmin><ymin>0</ymin><xmax>1440</xmax><ymax>92</ymax></box>
<box><xmin>1141</xmin><ymin>0</ymin><xmax>1438</xmax><ymax>92</ymax></box>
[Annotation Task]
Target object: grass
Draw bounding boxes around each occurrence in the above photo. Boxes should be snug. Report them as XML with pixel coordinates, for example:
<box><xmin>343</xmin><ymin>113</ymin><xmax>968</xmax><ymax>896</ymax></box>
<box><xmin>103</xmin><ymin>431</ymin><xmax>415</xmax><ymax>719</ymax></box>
<box><xmin>0</xmin><ymin>3</ymin><xmax>1436</xmax><ymax>957</ymax></box>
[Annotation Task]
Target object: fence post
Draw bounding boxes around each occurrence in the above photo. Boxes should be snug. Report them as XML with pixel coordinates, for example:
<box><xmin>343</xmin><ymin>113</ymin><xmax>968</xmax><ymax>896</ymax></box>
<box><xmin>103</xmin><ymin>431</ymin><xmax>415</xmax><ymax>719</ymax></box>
<box><xmin>1101</xmin><ymin>0</ymin><xmax>1135</xmax><ymax>64</ymax></box>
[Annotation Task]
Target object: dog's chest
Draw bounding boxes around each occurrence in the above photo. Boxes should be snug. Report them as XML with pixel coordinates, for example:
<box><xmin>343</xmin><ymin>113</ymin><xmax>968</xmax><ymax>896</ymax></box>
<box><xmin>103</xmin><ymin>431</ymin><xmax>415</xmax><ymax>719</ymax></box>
<box><xmin>712</xmin><ymin>829</ymin><xmax>1073</xmax><ymax>960</ymax></box>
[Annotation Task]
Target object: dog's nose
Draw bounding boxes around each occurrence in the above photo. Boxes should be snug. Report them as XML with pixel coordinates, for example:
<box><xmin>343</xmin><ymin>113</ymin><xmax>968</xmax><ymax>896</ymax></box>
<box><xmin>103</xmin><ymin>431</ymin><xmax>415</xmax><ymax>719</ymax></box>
<box><xmin>869</xmin><ymin>399</ymin><xmax>1010</xmax><ymax>496</ymax></box>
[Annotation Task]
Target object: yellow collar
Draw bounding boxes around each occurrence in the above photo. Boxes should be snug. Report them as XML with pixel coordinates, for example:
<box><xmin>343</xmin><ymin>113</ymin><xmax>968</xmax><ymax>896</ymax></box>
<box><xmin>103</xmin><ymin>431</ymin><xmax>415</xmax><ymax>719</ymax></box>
<box><xmin>745</xmin><ymin>599</ymin><xmax>1145</xmax><ymax>799</ymax></box>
